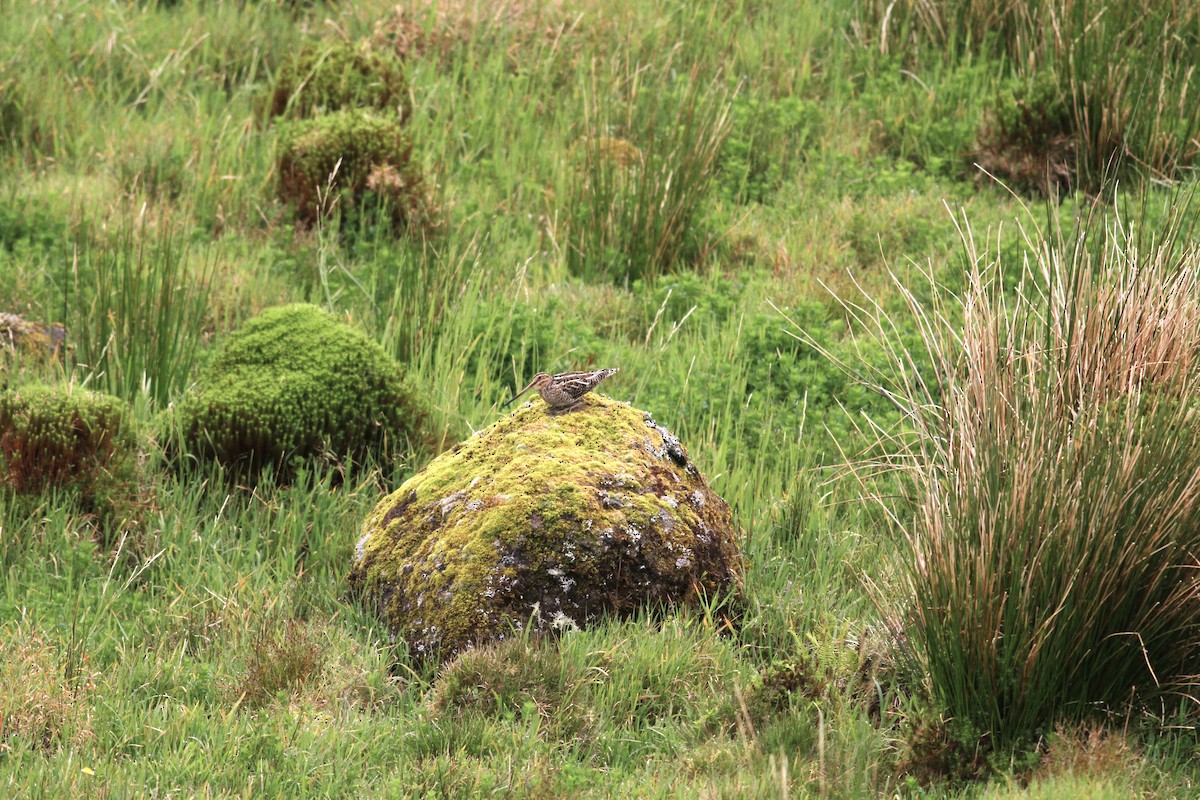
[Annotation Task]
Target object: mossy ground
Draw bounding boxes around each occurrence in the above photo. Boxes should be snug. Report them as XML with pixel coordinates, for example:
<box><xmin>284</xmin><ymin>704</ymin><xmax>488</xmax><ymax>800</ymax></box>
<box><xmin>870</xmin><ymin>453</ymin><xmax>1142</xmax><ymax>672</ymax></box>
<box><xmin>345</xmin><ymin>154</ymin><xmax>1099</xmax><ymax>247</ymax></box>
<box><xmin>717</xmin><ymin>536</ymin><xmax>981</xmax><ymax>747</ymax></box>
<box><xmin>351</xmin><ymin>394</ymin><xmax>741</xmax><ymax>663</ymax></box>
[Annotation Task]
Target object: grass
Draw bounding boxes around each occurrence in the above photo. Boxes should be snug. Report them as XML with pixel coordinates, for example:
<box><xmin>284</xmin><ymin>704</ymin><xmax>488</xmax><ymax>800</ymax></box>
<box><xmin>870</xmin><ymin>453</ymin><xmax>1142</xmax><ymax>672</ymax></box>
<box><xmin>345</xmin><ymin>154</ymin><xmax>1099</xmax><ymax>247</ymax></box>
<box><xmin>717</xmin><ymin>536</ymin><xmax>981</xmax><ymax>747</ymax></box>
<box><xmin>2</xmin><ymin>0</ymin><xmax>1200</xmax><ymax>796</ymax></box>
<box><xmin>814</xmin><ymin>200</ymin><xmax>1200</xmax><ymax>753</ymax></box>
<box><xmin>859</xmin><ymin>0</ymin><xmax>1200</xmax><ymax>191</ymax></box>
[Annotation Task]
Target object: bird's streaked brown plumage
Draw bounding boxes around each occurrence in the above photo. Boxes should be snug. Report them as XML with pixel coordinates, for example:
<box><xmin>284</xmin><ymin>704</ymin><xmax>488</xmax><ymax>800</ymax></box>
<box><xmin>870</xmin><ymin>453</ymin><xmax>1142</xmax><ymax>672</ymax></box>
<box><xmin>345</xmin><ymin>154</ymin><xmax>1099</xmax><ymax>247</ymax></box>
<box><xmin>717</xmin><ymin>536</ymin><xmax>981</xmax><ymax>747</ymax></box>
<box><xmin>503</xmin><ymin>368</ymin><xmax>618</xmax><ymax>411</ymax></box>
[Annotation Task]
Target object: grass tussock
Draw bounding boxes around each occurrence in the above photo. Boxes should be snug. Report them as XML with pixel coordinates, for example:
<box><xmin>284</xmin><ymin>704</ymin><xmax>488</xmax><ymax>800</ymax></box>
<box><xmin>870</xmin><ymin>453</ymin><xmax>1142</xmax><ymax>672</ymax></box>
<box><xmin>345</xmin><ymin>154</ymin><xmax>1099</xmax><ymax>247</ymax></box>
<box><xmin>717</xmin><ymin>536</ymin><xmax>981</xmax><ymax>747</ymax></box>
<box><xmin>66</xmin><ymin>220</ymin><xmax>214</xmax><ymax>408</ymax></box>
<box><xmin>839</xmin><ymin>205</ymin><xmax>1200</xmax><ymax>751</ymax></box>
<box><xmin>0</xmin><ymin>627</ymin><xmax>96</xmax><ymax>752</ymax></box>
<box><xmin>233</xmin><ymin>618</ymin><xmax>328</xmax><ymax>709</ymax></box>
<box><xmin>566</xmin><ymin>61</ymin><xmax>733</xmax><ymax>283</ymax></box>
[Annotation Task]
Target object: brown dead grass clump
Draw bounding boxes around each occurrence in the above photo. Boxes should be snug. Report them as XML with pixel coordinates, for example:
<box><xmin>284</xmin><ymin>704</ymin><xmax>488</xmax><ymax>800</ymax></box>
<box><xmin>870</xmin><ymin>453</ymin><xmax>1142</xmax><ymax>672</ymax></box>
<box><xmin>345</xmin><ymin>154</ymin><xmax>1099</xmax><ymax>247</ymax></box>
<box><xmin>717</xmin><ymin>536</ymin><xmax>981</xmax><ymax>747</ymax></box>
<box><xmin>0</xmin><ymin>628</ymin><xmax>96</xmax><ymax>752</ymax></box>
<box><xmin>1032</xmin><ymin>725</ymin><xmax>1141</xmax><ymax>783</ymax></box>
<box><xmin>233</xmin><ymin>619</ymin><xmax>327</xmax><ymax>709</ymax></box>
<box><xmin>368</xmin><ymin>0</ymin><xmax>623</xmax><ymax>68</ymax></box>
<box><xmin>229</xmin><ymin>615</ymin><xmax>396</xmax><ymax>713</ymax></box>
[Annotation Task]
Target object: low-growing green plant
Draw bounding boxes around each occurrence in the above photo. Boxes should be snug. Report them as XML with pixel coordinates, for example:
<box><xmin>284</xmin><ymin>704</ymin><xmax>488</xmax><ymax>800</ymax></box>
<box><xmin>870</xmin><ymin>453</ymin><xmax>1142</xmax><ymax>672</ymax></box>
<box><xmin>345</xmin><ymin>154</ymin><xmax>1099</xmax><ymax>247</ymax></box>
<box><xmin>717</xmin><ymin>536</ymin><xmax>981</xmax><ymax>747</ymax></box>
<box><xmin>0</xmin><ymin>383</ymin><xmax>139</xmax><ymax>540</ymax></box>
<box><xmin>740</xmin><ymin>304</ymin><xmax>917</xmax><ymax>452</ymax></box>
<box><xmin>174</xmin><ymin>303</ymin><xmax>432</xmax><ymax>474</ymax></box>
<box><xmin>635</xmin><ymin>271</ymin><xmax>743</xmax><ymax>332</ymax></box>
<box><xmin>717</xmin><ymin>94</ymin><xmax>818</xmax><ymax>204</ymax></box>
<box><xmin>277</xmin><ymin>110</ymin><xmax>434</xmax><ymax>234</ymax></box>
<box><xmin>269</xmin><ymin>40</ymin><xmax>410</xmax><ymax>121</ymax></box>
<box><xmin>0</xmin><ymin>195</ymin><xmax>74</xmax><ymax>256</ymax></box>
<box><xmin>974</xmin><ymin>72</ymin><xmax>1074</xmax><ymax>195</ymax></box>
<box><xmin>854</xmin><ymin>56</ymin><xmax>994</xmax><ymax>180</ymax></box>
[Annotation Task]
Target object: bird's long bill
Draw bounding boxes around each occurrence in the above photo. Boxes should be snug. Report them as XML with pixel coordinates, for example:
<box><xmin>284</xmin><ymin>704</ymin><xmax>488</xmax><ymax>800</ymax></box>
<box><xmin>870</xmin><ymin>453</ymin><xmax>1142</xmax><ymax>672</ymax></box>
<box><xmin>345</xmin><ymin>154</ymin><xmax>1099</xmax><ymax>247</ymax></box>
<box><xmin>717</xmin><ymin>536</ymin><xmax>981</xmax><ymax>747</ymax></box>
<box><xmin>502</xmin><ymin>379</ymin><xmax>539</xmax><ymax>408</ymax></box>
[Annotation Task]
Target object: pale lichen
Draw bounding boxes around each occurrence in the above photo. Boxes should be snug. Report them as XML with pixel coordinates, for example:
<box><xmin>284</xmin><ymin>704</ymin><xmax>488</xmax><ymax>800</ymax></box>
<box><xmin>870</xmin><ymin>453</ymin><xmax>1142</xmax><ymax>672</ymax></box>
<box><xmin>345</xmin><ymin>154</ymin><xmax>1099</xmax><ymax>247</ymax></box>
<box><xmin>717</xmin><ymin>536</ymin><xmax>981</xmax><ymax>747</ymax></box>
<box><xmin>348</xmin><ymin>394</ymin><xmax>742</xmax><ymax>663</ymax></box>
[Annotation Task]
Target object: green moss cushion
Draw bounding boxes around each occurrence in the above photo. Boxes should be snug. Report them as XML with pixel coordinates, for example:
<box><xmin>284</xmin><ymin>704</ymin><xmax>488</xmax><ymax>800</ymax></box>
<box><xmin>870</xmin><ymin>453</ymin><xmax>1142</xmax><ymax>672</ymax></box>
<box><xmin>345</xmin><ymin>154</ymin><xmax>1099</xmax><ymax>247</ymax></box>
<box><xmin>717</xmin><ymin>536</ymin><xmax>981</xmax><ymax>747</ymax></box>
<box><xmin>269</xmin><ymin>41</ymin><xmax>409</xmax><ymax>120</ymax></box>
<box><xmin>0</xmin><ymin>384</ymin><xmax>134</xmax><ymax>494</ymax></box>
<box><xmin>349</xmin><ymin>394</ymin><xmax>743</xmax><ymax>664</ymax></box>
<box><xmin>176</xmin><ymin>304</ymin><xmax>430</xmax><ymax>471</ymax></box>
<box><xmin>277</xmin><ymin>110</ymin><xmax>425</xmax><ymax>229</ymax></box>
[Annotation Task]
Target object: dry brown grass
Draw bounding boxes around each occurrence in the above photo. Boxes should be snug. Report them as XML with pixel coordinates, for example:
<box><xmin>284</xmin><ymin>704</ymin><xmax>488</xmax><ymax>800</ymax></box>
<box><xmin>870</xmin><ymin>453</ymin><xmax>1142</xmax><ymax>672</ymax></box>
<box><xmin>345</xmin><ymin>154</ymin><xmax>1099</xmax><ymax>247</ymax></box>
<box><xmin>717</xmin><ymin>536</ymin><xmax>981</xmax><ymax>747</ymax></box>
<box><xmin>0</xmin><ymin>627</ymin><xmax>96</xmax><ymax>752</ymax></box>
<box><xmin>368</xmin><ymin>0</ymin><xmax>624</xmax><ymax>67</ymax></box>
<box><xmin>232</xmin><ymin>618</ymin><xmax>327</xmax><ymax>709</ymax></box>
<box><xmin>229</xmin><ymin>616</ymin><xmax>396</xmax><ymax>713</ymax></box>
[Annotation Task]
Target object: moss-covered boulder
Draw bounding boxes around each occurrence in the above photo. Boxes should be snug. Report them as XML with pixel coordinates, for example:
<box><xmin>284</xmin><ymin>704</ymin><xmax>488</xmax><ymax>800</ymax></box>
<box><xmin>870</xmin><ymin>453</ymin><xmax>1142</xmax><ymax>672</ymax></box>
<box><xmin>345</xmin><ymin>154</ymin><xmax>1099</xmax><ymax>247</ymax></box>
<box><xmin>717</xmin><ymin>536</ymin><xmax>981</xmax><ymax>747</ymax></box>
<box><xmin>175</xmin><ymin>304</ymin><xmax>431</xmax><ymax>473</ymax></box>
<box><xmin>277</xmin><ymin>110</ymin><xmax>431</xmax><ymax>232</ymax></box>
<box><xmin>0</xmin><ymin>383</ymin><xmax>138</xmax><ymax>537</ymax></box>
<box><xmin>349</xmin><ymin>394</ymin><xmax>742</xmax><ymax>663</ymax></box>
<box><xmin>0</xmin><ymin>313</ymin><xmax>66</xmax><ymax>360</ymax></box>
<box><xmin>269</xmin><ymin>41</ymin><xmax>410</xmax><ymax>121</ymax></box>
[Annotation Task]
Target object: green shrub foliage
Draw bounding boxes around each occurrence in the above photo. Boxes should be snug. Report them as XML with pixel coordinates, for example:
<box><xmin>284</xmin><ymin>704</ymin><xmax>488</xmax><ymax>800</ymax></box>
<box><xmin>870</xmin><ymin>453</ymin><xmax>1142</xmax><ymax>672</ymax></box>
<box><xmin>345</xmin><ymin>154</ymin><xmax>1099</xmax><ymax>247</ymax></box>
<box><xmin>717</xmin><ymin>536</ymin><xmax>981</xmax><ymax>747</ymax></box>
<box><xmin>269</xmin><ymin>41</ymin><xmax>409</xmax><ymax>120</ymax></box>
<box><xmin>0</xmin><ymin>384</ymin><xmax>138</xmax><ymax>535</ymax></box>
<box><xmin>974</xmin><ymin>73</ymin><xmax>1075</xmax><ymax>195</ymax></box>
<box><xmin>176</xmin><ymin>304</ymin><xmax>430</xmax><ymax>472</ymax></box>
<box><xmin>717</xmin><ymin>95</ymin><xmax>817</xmax><ymax>204</ymax></box>
<box><xmin>861</xmin><ymin>0</ymin><xmax>1200</xmax><ymax>191</ymax></box>
<box><xmin>277</xmin><ymin>110</ymin><xmax>430</xmax><ymax>232</ymax></box>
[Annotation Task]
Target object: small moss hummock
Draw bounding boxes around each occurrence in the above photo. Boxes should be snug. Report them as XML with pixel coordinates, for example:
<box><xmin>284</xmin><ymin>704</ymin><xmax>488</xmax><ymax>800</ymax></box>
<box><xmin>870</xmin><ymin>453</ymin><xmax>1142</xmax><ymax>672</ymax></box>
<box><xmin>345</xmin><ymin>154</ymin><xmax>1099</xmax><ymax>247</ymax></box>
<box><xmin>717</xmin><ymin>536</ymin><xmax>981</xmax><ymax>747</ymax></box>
<box><xmin>0</xmin><ymin>383</ymin><xmax>138</xmax><ymax>537</ymax></box>
<box><xmin>277</xmin><ymin>110</ymin><xmax>431</xmax><ymax>231</ymax></box>
<box><xmin>269</xmin><ymin>41</ymin><xmax>410</xmax><ymax>121</ymax></box>
<box><xmin>175</xmin><ymin>304</ymin><xmax>431</xmax><ymax>473</ymax></box>
<box><xmin>349</xmin><ymin>394</ymin><xmax>742</xmax><ymax>664</ymax></box>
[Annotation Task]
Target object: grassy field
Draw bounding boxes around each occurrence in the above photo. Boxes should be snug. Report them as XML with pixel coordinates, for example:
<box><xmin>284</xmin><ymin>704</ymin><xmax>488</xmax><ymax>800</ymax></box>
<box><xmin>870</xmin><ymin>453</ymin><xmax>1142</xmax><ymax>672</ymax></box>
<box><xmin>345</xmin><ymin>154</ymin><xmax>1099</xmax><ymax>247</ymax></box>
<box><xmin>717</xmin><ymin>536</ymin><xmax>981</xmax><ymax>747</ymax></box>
<box><xmin>4</xmin><ymin>0</ymin><xmax>1200</xmax><ymax>796</ymax></box>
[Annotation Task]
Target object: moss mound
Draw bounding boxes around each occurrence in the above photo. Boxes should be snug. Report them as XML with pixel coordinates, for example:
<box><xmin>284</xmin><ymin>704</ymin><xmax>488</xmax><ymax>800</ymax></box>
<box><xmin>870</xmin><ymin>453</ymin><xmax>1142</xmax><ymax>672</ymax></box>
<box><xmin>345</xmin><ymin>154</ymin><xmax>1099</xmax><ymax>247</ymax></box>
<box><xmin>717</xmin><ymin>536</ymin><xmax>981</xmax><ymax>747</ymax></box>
<box><xmin>277</xmin><ymin>110</ymin><xmax>430</xmax><ymax>231</ymax></box>
<box><xmin>0</xmin><ymin>383</ymin><xmax>137</xmax><ymax>536</ymax></box>
<box><xmin>175</xmin><ymin>304</ymin><xmax>430</xmax><ymax>473</ymax></box>
<box><xmin>349</xmin><ymin>394</ymin><xmax>743</xmax><ymax>664</ymax></box>
<box><xmin>269</xmin><ymin>41</ymin><xmax>409</xmax><ymax>121</ymax></box>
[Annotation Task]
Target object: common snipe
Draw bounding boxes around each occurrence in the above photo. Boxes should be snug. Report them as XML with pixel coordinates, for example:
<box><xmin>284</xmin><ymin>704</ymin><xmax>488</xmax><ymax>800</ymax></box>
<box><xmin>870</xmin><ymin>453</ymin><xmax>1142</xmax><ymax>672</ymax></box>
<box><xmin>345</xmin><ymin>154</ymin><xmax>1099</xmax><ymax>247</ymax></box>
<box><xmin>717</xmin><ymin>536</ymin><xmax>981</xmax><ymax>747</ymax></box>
<box><xmin>503</xmin><ymin>368</ymin><xmax>618</xmax><ymax>412</ymax></box>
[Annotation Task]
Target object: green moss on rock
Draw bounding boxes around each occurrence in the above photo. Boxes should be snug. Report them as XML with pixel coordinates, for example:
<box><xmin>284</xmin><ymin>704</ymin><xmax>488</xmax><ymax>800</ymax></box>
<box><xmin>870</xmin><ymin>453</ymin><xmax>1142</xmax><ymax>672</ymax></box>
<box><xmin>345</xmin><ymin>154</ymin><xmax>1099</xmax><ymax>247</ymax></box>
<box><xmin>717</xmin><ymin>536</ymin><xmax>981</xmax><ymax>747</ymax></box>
<box><xmin>175</xmin><ymin>304</ymin><xmax>430</xmax><ymax>473</ymax></box>
<box><xmin>269</xmin><ymin>41</ymin><xmax>410</xmax><ymax>121</ymax></box>
<box><xmin>348</xmin><ymin>394</ymin><xmax>743</xmax><ymax>664</ymax></box>
<box><xmin>0</xmin><ymin>313</ymin><xmax>66</xmax><ymax>360</ymax></box>
<box><xmin>0</xmin><ymin>383</ymin><xmax>137</xmax><ymax>537</ymax></box>
<box><xmin>277</xmin><ymin>110</ymin><xmax>431</xmax><ymax>231</ymax></box>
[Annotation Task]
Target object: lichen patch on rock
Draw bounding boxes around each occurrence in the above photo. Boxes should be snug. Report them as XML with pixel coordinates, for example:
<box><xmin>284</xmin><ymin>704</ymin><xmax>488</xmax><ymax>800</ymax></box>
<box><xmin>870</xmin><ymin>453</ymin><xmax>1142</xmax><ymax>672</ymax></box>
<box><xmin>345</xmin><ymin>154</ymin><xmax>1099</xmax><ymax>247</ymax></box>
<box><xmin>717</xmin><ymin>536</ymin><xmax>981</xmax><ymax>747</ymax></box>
<box><xmin>348</xmin><ymin>394</ymin><xmax>742</xmax><ymax>664</ymax></box>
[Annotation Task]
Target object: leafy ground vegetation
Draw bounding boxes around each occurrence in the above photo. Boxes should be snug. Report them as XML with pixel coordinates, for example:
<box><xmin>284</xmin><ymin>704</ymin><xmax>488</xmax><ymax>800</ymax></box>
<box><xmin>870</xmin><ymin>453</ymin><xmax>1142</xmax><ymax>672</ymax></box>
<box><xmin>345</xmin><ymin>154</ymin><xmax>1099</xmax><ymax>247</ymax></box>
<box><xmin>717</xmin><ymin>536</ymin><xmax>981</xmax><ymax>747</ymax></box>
<box><xmin>3</xmin><ymin>0</ymin><xmax>1200</xmax><ymax>796</ymax></box>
